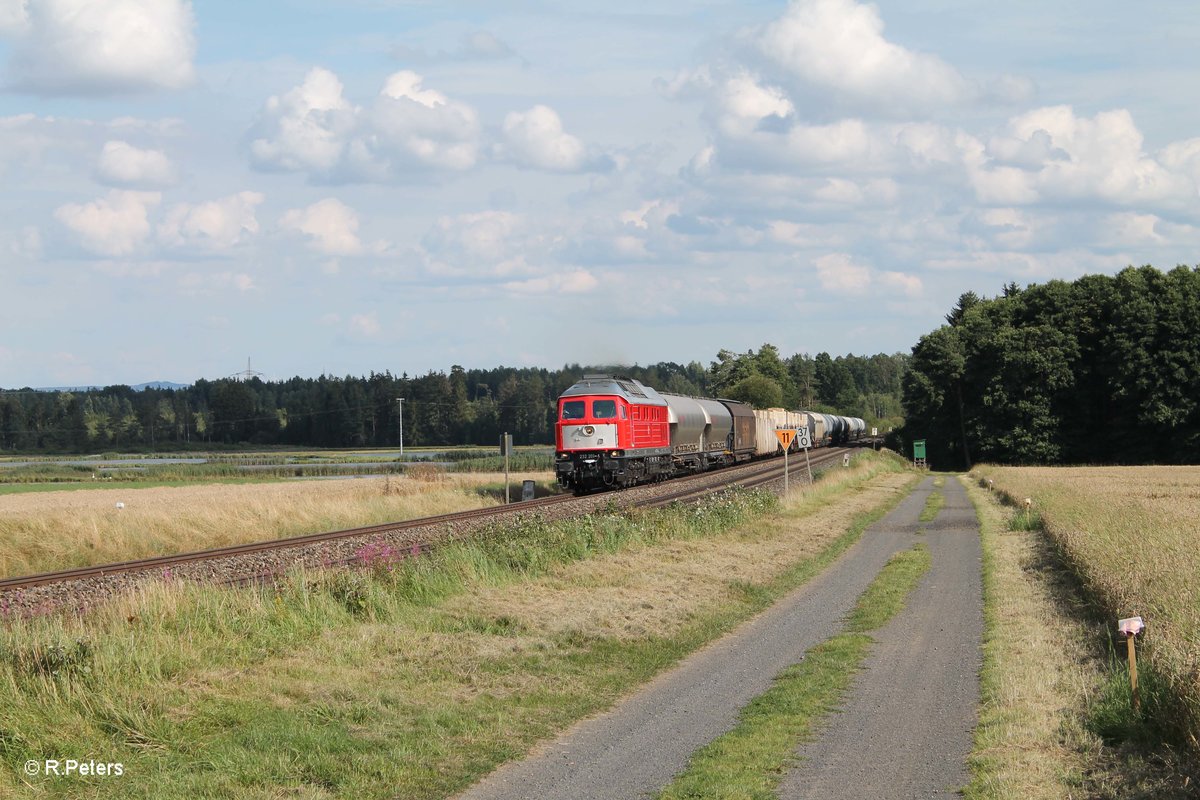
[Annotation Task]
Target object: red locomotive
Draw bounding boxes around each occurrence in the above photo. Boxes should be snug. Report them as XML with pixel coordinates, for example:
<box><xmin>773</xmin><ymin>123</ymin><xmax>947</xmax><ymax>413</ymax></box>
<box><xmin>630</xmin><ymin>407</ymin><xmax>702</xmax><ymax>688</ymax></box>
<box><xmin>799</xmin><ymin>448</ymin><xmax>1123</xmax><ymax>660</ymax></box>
<box><xmin>555</xmin><ymin>374</ymin><xmax>673</xmax><ymax>490</ymax></box>
<box><xmin>554</xmin><ymin>373</ymin><xmax>867</xmax><ymax>494</ymax></box>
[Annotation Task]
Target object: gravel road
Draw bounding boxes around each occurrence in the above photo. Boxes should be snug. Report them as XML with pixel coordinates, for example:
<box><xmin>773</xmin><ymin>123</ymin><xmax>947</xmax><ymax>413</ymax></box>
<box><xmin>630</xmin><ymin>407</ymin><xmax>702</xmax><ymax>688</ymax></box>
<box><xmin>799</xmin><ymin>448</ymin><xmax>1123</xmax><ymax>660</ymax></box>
<box><xmin>777</xmin><ymin>474</ymin><xmax>983</xmax><ymax>799</ymax></box>
<box><xmin>453</xmin><ymin>475</ymin><xmax>945</xmax><ymax>800</ymax></box>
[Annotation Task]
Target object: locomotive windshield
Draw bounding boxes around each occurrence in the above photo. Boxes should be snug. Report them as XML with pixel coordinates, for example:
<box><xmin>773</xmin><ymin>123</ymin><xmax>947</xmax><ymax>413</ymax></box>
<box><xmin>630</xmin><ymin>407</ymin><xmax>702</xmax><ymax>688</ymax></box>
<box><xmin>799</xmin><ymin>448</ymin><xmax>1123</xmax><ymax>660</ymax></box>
<box><xmin>561</xmin><ymin>400</ymin><xmax>586</xmax><ymax>420</ymax></box>
<box><xmin>593</xmin><ymin>399</ymin><xmax>617</xmax><ymax>418</ymax></box>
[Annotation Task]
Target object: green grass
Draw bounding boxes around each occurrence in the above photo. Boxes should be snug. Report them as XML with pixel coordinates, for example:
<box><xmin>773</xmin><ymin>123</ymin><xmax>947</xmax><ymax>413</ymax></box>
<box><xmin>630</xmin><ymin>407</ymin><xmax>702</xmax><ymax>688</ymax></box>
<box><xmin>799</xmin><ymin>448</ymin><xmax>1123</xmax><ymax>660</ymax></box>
<box><xmin>1087</xmin><ymin>642</ymin><xmax>1175</xmax><ymax>748</ymax></box>
<box><xmin>918</xmin><ymin>486</ymin><xmax>945</xmax><ymax>523</ymax></box>
<box><xmin>0</xmin><ymin>476</ymin><xmax>278</xmax><ymax>495</ymax></box>
<box><xmin>448</xmin><ymin>452</ymin><xmax>554</xmax><ymax>472</ymax></box>
<box><xmin>658</xmin><ymin>544</ymin><xmax>932</xmax><ymax>800</ymax></box>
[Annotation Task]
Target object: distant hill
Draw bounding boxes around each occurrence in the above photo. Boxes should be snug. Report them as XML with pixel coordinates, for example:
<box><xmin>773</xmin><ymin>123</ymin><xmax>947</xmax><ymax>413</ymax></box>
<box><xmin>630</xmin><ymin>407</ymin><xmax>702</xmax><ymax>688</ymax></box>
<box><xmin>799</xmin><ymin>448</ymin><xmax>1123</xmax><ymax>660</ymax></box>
<box><xmin>25</xmin><ymin>381</ymin><xmax>192</xmax><ymax>393</ymax></box>
<box><xmin>132</xmin><ymin>381</ymin><xmax>191</xmax><ymax>391</ymax></box>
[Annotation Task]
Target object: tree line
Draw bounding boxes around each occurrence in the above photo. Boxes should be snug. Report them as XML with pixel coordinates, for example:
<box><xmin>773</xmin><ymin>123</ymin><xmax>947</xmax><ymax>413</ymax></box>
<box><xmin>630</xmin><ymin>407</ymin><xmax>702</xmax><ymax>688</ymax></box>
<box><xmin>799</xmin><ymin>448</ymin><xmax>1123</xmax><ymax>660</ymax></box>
<box><xmin>0</xmin><ymin>348</ymin><xmax>907</xmax><ymax>453</ymax></box>
<box><xmin>900</xmin><ymin>265</ymin><xmax>1200</xmax><ymax>469</ymax></box>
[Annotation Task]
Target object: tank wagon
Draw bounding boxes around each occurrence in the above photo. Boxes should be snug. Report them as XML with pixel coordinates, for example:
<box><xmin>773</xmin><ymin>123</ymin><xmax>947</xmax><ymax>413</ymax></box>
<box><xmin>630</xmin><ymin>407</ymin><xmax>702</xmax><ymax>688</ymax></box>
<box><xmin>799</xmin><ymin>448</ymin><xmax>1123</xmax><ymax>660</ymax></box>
<box><xmin>554</xmin><ymin>374</ymin><xmax>866</xmax><ymax>493</ymax></box>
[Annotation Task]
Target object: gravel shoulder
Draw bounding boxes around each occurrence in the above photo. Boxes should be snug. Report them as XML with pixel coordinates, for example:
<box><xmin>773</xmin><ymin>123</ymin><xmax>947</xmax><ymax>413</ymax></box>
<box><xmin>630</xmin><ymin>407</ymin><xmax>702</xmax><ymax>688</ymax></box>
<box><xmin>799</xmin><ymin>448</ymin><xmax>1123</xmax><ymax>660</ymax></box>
<box><xmin>777</xmin><ymin>474</ymin><xmax>983</xmax><ymax>799</ymax></box>
<box><xmin>452</xmin><ymin>475</ymin><xmax>938</xmax><ymax>800</ymax></box>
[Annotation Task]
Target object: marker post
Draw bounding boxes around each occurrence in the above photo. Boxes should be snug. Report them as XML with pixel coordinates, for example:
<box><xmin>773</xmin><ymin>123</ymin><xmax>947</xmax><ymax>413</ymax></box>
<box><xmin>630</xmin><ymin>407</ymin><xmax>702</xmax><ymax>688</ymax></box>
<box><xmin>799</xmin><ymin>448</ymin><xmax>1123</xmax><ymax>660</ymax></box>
<box><xmin>775</xmin><ymin>429</ymin><xmax>797</xmax><ymax>497</ymax></box>
<box><xmin>501</xmin><ymin>432</ymin><xmax>513</xmax><ymax>503</ymax></box>
<box><xmin>794</xmin><ymin>427</ymin><xmax>813</xmax><ymax>484</ymax></box>
<box><xmin>1119</xmin><ymin>616</ymin><xmax>1145</xmax><ymax>713</ymax></box>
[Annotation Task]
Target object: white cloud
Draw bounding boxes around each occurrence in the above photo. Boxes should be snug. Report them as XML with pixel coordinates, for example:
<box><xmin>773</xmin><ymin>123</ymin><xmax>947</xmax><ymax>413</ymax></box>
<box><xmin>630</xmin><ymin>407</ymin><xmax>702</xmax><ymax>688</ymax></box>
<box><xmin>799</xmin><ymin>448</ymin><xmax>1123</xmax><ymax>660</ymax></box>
<box><xmin>280</xmin><ymin>198</ymin><xmax>364</xmax><ymax>256</ymax></box>
<box><xmin>2</xmin><ymin>224</ymin><xmax>41</xmax><ymax>259</ymax></box>
<box><xmin>1159</xmin><ymin>137</ymin><xmax>1200</xmax><ymax>185</ymax></box>
<box><xmin>419</xmin><ymin>210</ymin><xmax>540</xmax><ymax>277</ymax></box>
<box><xmin>502</xmin><ymin>269</ymin><xmax>598</xmax><ymax>296</ymax></box>
<box><xmin>54</xmin><ymin>190</ymin><xmax>160</xmax><ymax>255</ymax></box>
<box><xmin>179</xmin><ymin>271</ymin><xmax>255</xmax><ymax>294</ymax></box>
<box><xmin>879</xmin><ymin>270</ymin><xmax>923</xmax><ymax>297</ymax></box>
<box><xmin>685</xmin><ymin>109</ymin><xmax>971</xmax><ymax>177</ymax></box>
<box><xmin>619</xmin><ymin>199</ymin><xmax>678</xmax><ymax>231</ymax></box>
<box><xmin>250</xmin><ymin>68</ymin><xmax>480</xmax><ymax>180</ymax></box>
<box><xmin>364</xmin><ymin>70</ymin><xmax>480</xmax><ymax>172</ymax></box>
<box><xmin>0</xmin><ymin>0</ymin><xmax>28</xmax><ymax>35</ymax></box>
<box><xmin>461</xmin><ymin>31</ymin><xmax>514</xmax><ymax>60</ymax></box>
<box><xmin>754</xmin><ymin>0</ymin><xmax>973</xmax><ymax>114</ymax></box>
<box><xmin>785</xmin><ymin>119</ymin><xmax>876</xmax><ymax>164</ymax></box>
<box><xmin>96</xmin><ymin>140</ymin><xmax>177</xmax><ymax>188</ymax></box>
<box><xmin>5</xmin><ymin>0</ymin><xmax>196</xmax><ymax>94</ymax></box>
<box><xmin>719</xmin><ymin>73</ymin><xmax>793</xmax><ymax>126</ymax></box>
<box><xmin>964</xmin><ymin>208</ymin><xmax>1037</xmax><ymax>250</ymax></box>
<box><xmin>768</xmin><ymin>220</ymin><xmax>823</xmax><ymax>247</ymax></box>
<box><xmin>814</xmin><ymin>252</ymin><xmax>922</xmax><ymax>298</ymax></box>
<box><xmin>1096</xmin><ymin>212</ymin><xmax>1167</xmax><ymax>248</ymax></box>
<box><xmin>967</xmin><ymin>106</ymin><xmax>1193</xmax><ymax>206</ymax></box>
<box><xmin>813</xmin><ymin>177</ymin><xmax>898</xmax><ymax>205</ymax></box>
<box><xmin>158</xmin><ymin>191</ymin><xmax>264</xmax><ymax>250</ymax></box>
<box><xmin>499</xmin><ymin>105</ymin><xmax>588</xmax><ymax>172</ymax></box>
<box><xmin>348</xmin><ymin>312</ymin><xmax>381</xmax><ymax>338</ymax></box>
<box><xmin>250</xmin><ymin>67</ymin><xmax>358</xmax><ymax>173</ymax></box>
<box><xmin>814</xmin><ymin>252</ymin><xmax>871</xmax><ymax>293</ymax></box>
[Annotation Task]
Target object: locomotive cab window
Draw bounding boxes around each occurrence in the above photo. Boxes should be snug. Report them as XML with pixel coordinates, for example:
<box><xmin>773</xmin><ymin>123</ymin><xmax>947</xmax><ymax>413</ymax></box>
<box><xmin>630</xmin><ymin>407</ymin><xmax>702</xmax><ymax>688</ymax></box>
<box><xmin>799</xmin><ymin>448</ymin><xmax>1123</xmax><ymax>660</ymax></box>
<box><xmin>593</xmin><ymin>399</ymin><xmax>617</xmax><ymax>419</ymax></box>
<box><xmin>561</xmin><ymin>400</ymin><xmax>586</xmax><ymax>420</ymax></box>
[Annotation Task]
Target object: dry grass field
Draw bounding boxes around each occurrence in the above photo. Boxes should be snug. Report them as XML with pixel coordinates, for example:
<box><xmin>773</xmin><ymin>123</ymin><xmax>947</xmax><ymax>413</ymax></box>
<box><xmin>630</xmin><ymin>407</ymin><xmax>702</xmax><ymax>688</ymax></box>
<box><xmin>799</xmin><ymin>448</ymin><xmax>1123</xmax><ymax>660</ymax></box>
<box><xmin>976</xmin><ymin>465</ymin><xmax>1200</xmax><ymax>752</ymax></box>
<box><xmin>0</xmin><ymin>471</ymin><xmax>549</xmax><ymax>578</ymax></box>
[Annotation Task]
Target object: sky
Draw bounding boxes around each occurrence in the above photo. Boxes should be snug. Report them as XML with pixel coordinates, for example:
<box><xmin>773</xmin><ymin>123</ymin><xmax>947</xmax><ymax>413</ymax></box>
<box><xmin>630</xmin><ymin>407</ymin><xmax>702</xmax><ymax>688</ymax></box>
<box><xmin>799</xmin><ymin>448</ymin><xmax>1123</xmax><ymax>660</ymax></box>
<box><xmin>2</xmin><ymin>0</ymin><xmax>1199</xmax><ymax>387</ymax></box>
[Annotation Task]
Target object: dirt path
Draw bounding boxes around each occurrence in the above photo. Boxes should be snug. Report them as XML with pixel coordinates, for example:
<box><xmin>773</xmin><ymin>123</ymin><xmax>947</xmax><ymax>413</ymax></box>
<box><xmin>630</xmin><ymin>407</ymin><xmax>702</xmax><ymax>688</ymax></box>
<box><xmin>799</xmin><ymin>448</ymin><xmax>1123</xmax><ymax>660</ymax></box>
<box><xmin>453</xmin><ymin>476</ymin><xmax>940</xmax><ymax>800</ymax></box>
<box><xmin>777</xmin><ymin>474</ymin><xmax>983</xmax><ymax>799</ymax></box>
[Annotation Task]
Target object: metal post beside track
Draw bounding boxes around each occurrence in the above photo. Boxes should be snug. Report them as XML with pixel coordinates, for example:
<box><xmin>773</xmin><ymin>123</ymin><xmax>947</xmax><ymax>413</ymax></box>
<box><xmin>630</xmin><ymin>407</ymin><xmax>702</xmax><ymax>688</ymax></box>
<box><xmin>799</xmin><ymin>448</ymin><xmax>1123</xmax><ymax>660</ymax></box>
<box><xmin>501</xmin><ymin>432</ymin><xmax>513</xmax><ymax>503</ymax></box>
<box><xmin>775</xmin><ymin>428</ymin><xmax>798</xmax><ymax>497</ymax></box>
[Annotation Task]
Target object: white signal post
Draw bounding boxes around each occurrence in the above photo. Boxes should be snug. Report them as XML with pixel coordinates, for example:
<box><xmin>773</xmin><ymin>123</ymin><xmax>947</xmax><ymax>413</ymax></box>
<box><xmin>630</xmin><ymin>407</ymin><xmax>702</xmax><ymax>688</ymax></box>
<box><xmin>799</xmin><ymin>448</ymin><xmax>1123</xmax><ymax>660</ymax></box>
<box><xmin>795</xmin><ymin>426</ymin><xmax>813</xmax><ymax>484</ymax></box>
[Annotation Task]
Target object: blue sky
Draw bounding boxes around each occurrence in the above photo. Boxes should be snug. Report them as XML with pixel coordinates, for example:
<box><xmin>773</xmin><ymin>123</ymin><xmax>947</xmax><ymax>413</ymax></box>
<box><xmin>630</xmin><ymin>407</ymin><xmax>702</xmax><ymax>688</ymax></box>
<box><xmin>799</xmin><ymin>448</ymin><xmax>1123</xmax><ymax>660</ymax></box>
<box><xmin>2</xmin><ymin>0</ymin><xmax>1199</xmax><ymax>387</ymax></box>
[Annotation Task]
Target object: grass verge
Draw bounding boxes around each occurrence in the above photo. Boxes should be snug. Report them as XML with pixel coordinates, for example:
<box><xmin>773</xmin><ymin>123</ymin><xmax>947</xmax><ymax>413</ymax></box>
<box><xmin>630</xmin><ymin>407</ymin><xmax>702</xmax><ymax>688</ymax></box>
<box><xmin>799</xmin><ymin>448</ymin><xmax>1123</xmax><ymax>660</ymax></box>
<box><xmin>0</xmin><ymin>452</ymin><xmax>917</xmax><ymax>799</ymax></box>
<box><xmin>657</xmin><ymin>544</ymin><xmax>931</xmax><ymax>800</ymax></box>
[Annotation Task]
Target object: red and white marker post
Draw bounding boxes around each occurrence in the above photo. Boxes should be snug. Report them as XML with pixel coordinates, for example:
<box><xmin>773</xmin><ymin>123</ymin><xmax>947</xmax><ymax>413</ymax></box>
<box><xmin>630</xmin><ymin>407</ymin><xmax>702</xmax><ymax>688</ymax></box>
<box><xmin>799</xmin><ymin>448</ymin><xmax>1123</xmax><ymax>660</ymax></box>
<box><xmin>1118</xmin><ymin>616</ymin><xmax>1145</xmax><ymax>713</ymax></box>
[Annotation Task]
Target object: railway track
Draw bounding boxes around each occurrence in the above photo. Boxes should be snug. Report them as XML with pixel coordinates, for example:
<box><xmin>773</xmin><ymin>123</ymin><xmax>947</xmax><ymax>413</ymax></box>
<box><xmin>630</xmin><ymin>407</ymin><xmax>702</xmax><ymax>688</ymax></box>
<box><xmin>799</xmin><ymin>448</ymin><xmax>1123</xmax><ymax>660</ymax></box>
<box><xmin>0</xmin><ymin>492</ymin><xmax>580</xmax><ymax>593</ymax></box>
<box><xmin>0</xmin><ymin>445</ymin><xmax>859</xmax><ymax>613</ymax></box>
<box><xmin>641</xmin><ymin>446</ymin><xmax>849</xmax><ymax>508</ymax></box>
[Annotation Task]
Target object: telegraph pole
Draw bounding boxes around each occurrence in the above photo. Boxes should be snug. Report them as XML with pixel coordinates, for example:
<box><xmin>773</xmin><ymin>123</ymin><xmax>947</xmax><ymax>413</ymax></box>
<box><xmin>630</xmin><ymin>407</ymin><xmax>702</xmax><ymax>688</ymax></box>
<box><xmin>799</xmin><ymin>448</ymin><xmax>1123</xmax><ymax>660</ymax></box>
<box><xmin>396</xmin><ymin>398</ymin><xmax>404</xmax><ymax>456</ymax></box>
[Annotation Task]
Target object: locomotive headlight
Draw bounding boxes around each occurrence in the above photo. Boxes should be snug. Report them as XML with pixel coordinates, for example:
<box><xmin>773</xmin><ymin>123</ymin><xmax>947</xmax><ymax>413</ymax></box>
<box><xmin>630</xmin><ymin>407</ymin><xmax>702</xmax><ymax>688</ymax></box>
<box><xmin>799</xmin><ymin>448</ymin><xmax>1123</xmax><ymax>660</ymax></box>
<box><xmin>582</xmin><ymin>425</ymin><xmax>595</xmax><ymax>435</ymax></box>
<box><xmin>610</xmin><ymin>450</ymin><xmax>622</xmax><ymax>457</ymax></box>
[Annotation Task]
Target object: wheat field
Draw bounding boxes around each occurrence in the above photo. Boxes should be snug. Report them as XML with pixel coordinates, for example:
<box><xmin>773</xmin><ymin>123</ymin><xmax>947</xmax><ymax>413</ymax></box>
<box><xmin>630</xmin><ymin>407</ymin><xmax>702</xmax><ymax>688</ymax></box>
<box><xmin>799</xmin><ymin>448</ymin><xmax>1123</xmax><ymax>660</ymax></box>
<box><xmin>976</xmin><ymin>465</ymin><xmax>1200</xmax><ymax>750</ymax></box>
<box><xmin>0</xmin><ymin>471</ymin><xmax>549</xmax><ymax>577</ymax></box>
